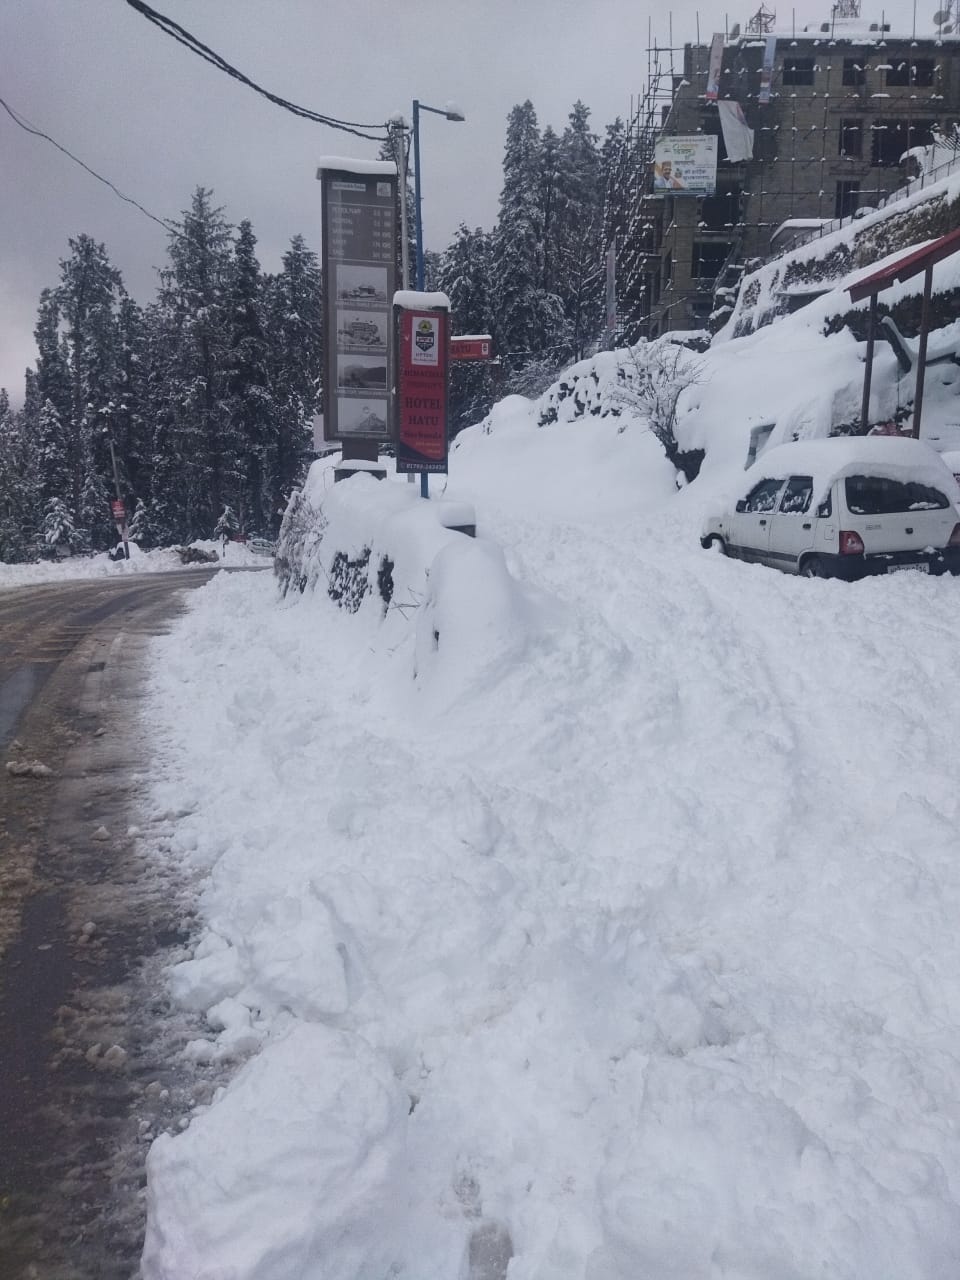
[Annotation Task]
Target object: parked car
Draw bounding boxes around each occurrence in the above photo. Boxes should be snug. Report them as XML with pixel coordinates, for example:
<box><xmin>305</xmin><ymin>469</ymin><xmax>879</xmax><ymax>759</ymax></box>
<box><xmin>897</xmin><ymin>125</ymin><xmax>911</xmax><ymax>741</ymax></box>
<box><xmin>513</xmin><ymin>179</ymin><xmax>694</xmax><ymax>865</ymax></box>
<box><xmin>700</xmin><ymin>436</ymin><xmax>960</xmax><ymax>579</ymax></box>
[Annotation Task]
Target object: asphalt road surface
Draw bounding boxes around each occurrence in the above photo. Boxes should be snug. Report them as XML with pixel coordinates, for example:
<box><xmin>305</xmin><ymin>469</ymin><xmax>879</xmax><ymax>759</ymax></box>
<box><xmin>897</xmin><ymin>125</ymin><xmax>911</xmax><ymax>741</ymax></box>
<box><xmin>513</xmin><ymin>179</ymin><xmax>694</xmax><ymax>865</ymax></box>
<box><xmin>0</xmin><ymin>568</ymin><xmax>248</xmax><ymax>1279</ymax></box>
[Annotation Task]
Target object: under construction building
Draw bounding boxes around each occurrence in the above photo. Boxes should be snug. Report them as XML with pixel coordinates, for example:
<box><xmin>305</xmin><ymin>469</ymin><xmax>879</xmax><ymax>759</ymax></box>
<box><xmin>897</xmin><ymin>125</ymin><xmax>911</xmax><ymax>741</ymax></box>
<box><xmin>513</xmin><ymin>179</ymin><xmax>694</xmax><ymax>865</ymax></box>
<box><xmin>625</xmin><ymin>2</ymin><xmax>960</xmax><ymax>338</ymax></box>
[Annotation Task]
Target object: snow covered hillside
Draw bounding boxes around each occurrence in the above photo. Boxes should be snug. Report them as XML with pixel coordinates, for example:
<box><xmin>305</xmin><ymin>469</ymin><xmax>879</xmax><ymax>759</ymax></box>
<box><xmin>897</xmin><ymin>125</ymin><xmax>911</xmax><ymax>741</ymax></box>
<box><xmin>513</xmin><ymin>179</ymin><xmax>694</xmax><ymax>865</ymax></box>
<box><xmin>140</xmin><ymin>375</ymin><xmax>960</xmax><ymax>1278</ymax></box>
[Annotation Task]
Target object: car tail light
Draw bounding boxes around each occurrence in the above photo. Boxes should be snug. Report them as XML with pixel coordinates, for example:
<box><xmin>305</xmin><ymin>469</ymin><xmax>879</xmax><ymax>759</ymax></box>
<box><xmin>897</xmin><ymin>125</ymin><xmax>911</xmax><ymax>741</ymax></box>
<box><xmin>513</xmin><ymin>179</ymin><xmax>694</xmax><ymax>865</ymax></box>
<box><xmin>949</xmin><ymin>523</ymin><xmax>960</xmax><ymax>548</ymax></box>
<box><xmin>839</xmin><ymin>530</ymin><xmax>865</xmax><ymax>555</ymax></box>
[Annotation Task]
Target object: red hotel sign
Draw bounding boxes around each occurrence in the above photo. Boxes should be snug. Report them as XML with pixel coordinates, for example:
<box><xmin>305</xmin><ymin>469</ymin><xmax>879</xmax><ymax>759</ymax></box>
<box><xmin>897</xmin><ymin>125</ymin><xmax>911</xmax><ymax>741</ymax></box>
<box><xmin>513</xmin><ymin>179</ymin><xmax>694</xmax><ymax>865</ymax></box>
<box><xmin>395</xmin><ymin>307</ymin><xmax>450</xmax><ymax>474</ymax></box>
<box><xmin>450</xmin><ymin>335</ymin><xmax>492</xmax><ymax>361</ymax></box>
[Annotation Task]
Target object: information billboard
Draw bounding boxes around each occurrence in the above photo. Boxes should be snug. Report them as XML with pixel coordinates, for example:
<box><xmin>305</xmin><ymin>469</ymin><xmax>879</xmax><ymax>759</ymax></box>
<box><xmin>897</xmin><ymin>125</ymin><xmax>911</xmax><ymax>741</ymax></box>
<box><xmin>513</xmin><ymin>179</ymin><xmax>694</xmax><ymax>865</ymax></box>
<box><xmin>394</xmin><ymin>305</ymin><xmax>450</xmax><ymax>474</ymax></box>
<box><xmin>319</xmin><ymin>162</ymin><xmax>397</xmax><ymax>442</ymax></box>
<box><xmin>652</xmin><ymin>136</ymin><xmax>718</xmax><ymax>197</ymax></box>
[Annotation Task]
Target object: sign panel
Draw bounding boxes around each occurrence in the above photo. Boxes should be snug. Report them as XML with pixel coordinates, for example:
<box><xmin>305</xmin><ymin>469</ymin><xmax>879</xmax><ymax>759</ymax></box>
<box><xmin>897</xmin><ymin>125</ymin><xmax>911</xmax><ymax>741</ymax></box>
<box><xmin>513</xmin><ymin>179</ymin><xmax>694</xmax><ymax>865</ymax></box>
<box><xmin>450</xmin><ymin>336</ymin><xmax>493</xmax><ymax>361</ymax></box>
<box><xmin>652</xmin><ymin>135</ymin><xmax>718</xmax><ymax>196</ymax></box>
<box><xmin>705</xmin><ymin>32</ymin><xmax>725</xmax><ymax>100</ymax></box>
<box><xmin>320</xmin><ymin>167</ymin><xmax>397</xmax><ymax>442</ymax></box>
<box><xmin>395</xmin><ymin>306</ymin><xmax>449</xmax><ymax>474</ymax></box>
<box><xmin>111</xmin><ymin>499</ymin><xmax>126</xmax><ymax>522</ymax></box>
<box><xmin>759</xmin><ymin>35</ymin><xmax>777</xmax><ymax>104</ymax></box>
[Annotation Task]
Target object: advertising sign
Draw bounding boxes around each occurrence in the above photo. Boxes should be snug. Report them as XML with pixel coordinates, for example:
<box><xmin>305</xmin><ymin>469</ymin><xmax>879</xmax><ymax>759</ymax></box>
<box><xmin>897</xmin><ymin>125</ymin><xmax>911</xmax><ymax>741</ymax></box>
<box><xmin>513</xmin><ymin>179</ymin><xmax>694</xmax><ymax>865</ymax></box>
<box><xmin>450</xmin><ymin>336</ymin><xmax>493</xmax><ymax>361</ymax></box>
<box><xmin>759</xmin><ymin>35</ymin><xmax>777</xmax><ymax>104</ymax></box>
<box><xmin>395</xmin><ymin>306</ymin><xmax>449</xmax><ymax>474</ymax></box>
<box><xmin>705</xmin><ymin>32</ymin><xmax>725</xmax><ymax>100</ymax></box>
<box><xmin>652</xmin><ymin>136</ymin><xmax>718</xmax><ymax>196</ymax></box>
<box><xmin>319</xmin><ymin>163</ymin><xmax>397</xmax><ymax>442</ymax></box>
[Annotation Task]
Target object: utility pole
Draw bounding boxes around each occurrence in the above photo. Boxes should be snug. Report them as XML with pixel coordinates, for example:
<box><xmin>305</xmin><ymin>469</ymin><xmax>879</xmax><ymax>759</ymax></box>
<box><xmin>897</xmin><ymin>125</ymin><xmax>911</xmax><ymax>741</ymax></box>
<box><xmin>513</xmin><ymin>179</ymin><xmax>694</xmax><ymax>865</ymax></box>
<box><xmin>103</xmin><ymin>409</ymin><xmax>130</xmax><ymax>560</ymax></box>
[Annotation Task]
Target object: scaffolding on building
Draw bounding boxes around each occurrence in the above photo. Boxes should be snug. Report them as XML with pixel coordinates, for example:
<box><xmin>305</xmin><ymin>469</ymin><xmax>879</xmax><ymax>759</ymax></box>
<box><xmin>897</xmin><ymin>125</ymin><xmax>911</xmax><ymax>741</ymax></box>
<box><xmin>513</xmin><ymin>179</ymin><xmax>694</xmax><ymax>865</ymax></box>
<box><xmin>608</xmin><ymin>6</ymin><xmax>959</xmax><ymax>342</ymax></box>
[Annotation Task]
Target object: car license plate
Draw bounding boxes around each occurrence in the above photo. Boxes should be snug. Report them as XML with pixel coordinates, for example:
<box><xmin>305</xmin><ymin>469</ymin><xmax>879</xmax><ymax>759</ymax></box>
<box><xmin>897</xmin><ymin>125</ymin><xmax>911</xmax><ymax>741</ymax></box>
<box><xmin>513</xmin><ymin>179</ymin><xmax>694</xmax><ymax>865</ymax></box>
<box><xmin>887</xmin><ymin>562</ymin><xmax>929</xmax><ymax>574</ymax></box>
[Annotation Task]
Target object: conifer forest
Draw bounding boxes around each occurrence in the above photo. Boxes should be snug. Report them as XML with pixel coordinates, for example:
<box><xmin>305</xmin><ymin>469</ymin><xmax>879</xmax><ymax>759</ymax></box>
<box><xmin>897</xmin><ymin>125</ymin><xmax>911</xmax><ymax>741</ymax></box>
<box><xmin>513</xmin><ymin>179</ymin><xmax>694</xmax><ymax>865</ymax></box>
<box><xmin>0</xmin><ymin>99</ymin><xmax>643</xmax><ymax>561</ymax></box>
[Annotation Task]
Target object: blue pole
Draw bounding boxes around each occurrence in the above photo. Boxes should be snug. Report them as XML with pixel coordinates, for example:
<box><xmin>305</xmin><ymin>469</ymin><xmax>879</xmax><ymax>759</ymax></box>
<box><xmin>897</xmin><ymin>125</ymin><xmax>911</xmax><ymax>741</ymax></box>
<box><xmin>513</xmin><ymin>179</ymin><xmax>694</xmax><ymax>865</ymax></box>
<box><xmin>413</xmin><ymin>99</ymin><xmax>427</xmax><ymax>496</ymax></box>
<box><xmin>413</xmin><ymin>99</ymin><xmax>425</xmax><ymax>291</ymax></box>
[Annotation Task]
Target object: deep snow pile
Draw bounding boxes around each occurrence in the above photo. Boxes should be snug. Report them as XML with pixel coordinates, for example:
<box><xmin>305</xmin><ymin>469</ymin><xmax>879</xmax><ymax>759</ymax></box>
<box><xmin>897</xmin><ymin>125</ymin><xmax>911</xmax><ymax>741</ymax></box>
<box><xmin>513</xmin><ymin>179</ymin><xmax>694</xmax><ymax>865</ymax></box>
<box><xmin>141</xmin><ymin>419</ymin><xmax>960</xmax><ymax>1278</ymax></box>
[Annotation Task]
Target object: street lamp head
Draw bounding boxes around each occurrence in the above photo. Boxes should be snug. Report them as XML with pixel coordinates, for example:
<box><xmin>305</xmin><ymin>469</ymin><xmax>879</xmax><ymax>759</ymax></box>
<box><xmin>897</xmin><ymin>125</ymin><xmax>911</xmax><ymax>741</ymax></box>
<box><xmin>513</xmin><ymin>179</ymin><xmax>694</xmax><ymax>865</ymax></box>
<box><xmin>443</xmin><ymin>101</ymin><xmax>465</xmax><ymax>121</ymax></box>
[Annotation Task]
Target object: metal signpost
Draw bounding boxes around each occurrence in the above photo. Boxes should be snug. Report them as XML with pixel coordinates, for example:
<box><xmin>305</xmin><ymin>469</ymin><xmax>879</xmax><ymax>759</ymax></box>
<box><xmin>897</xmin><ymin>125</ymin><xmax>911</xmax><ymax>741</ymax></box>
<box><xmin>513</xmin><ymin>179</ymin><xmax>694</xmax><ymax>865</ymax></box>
<box><xmin>318</xmin><ymin>160</ymin><xmax>397</xmax><ymax>461</ymax></box>
<box><xmin>394</xmin><ymin>297</ymin><xmax>451</xmax><ymax>494</ymax></box>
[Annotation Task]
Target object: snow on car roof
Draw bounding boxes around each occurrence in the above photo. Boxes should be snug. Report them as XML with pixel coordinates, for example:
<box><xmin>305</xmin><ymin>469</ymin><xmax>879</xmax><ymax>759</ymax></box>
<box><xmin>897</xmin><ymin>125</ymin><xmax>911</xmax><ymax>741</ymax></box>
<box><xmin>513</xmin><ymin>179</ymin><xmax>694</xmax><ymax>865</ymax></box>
<box><xmin>747</xmin><ymin>436</ymin><xmax>960</xmax><ymax>501</ymax></box>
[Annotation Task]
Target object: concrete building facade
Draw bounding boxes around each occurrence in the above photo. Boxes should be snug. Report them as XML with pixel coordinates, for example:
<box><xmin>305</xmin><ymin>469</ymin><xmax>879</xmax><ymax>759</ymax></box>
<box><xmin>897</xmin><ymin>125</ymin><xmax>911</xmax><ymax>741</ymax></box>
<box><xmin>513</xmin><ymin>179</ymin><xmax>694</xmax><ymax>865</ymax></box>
<box><xmin>643</xmin><ymin>11</ymin><xmax>960</xmax><ymax>336</ymax></box>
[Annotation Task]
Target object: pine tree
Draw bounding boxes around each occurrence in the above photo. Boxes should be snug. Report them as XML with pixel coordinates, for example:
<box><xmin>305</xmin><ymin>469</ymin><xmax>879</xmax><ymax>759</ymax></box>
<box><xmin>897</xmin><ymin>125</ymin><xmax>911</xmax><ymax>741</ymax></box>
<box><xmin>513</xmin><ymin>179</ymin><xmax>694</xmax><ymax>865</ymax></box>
<box><xmin>267</xmin><ymin>235</ymin><xmax>322</xmax><ymax>523</ymax></box>
<box><xmin>492</xmin><ymin>101</ymin><xmax>565</xmax><ymax>373</ymax></box>
<box><xmin>114</xmin><ymin>295</ymin><xmax>150</xmax><ymax>511</ymax></box>
<box><xmin>33</xmin><ymin>289</ymin><xmax>72</xmax><ymax>425</ymax></box>
<box><xmin>540</xmin><ymin>125</ymin><xmax>564</xmax><ymax>298</ymax></box>
<box><xmin>42</xmin><ymin>495</ymin><xmax>81</xmax><ymax>555</ymax></box>
<box><xmin>158</xmin><ymin>188</ymin><xmax>234</xmax><ymax>537</ymax></box>
<box><xmin>36</xmin><ymin>398</ymin><xmax>72</xmax><ymax>509</ymax></box>
<box><xmin>0</xmin><ymin>393</ymin><xmax>38</xmax><ymax>562</ymax></box>
<box><xmin>557</xmin><ymin>101</ymin><xmax>603</xmax><ymax>358</ymax></box>
<box><xmin>57</xmin><ymin>234</ymin><xmax>126</xmax><ymax>549</ymax></box>
<box><xmin>225</xmin><ymin>219</ymin><xmax>274</xmax><ymax>534</ymax></box>
<box><xmin>438</xmin><ymin>224</ymin><xmax>497</xmax><ymax>434</ymax></box>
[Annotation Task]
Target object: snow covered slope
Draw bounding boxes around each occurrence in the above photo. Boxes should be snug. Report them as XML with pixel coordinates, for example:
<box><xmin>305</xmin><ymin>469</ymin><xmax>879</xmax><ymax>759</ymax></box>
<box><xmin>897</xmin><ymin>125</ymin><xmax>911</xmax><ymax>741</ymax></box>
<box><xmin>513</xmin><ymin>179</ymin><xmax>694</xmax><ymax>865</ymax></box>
<box><xmin>140</xmin><ymin>406</ymin><xmax>960</xmax><ymax>1278</ymax></box>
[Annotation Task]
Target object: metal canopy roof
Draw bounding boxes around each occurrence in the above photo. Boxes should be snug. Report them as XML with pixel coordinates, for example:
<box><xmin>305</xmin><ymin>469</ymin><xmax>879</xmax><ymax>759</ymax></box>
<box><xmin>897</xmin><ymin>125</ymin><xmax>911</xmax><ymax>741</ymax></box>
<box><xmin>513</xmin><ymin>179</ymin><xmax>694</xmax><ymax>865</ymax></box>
<box><xmin>847</xmin><ymin>225</ymin><xmax>960</xmax><ymax>303</ymax></box>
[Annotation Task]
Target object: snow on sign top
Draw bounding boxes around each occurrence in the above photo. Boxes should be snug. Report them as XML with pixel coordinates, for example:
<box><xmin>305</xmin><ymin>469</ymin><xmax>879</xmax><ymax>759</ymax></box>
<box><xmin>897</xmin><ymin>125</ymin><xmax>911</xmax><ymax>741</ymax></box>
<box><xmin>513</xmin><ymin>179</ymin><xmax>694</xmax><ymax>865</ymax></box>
<box><xmin>315</xmin><ymin>158</ymin><xmax>397</xmax><ymax>178</ymax></box>
<box><xmin>392</xmin><ymin>290</ymin><xmax>451</xmax><ymax>311</ymax></box>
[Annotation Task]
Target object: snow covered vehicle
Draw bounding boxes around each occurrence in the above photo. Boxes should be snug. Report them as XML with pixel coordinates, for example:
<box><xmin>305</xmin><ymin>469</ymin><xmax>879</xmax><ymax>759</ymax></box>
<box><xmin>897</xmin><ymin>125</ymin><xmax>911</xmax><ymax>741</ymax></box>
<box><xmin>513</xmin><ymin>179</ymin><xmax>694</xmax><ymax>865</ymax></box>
<box><xmin>700</xmin><ymin>436</ymin><xmax>960</xmax><ymax>579</ymax></box>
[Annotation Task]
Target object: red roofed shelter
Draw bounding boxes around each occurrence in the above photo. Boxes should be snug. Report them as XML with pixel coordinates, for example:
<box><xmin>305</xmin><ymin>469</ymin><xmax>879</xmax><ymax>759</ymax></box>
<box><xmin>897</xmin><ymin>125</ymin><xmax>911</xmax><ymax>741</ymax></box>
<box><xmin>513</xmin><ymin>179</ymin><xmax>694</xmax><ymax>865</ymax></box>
<box><xmin>847</xmin><ymin>225</ymin><xmax>960</xmax><ymax>440</ymax></box>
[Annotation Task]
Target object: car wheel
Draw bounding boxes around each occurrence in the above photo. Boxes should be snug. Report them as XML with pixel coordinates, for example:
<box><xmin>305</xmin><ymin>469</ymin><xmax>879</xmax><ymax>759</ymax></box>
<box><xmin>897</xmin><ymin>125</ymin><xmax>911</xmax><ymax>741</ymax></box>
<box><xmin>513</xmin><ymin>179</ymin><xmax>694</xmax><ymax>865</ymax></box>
<box><xmin>800</xmin><ymin>556</ymin><xmax>828</xmax><ymax>579</ymax></box>
<box><xmin>702</xmin><ymin>535</ymin><xmax>727</xmax><ymax>555</ymax></box>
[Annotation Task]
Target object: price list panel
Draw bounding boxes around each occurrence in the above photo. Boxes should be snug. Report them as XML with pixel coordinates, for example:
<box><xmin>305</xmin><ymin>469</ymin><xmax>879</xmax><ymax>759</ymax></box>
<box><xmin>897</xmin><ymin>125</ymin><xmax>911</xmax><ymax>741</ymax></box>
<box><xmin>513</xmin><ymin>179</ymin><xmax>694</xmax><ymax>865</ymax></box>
<box><xmin>320</xmin><ymin>169</ymin><xmax>397</xmax><ymax>441</ymax></box>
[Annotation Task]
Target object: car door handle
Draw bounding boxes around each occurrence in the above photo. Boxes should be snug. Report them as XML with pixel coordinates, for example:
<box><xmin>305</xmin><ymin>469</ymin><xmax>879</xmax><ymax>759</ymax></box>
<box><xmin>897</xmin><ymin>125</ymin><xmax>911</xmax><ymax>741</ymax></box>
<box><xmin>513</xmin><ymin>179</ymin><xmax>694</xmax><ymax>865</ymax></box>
<box><xmin>802</xmin><ymin>522</ymin><xmax>812</xmax><ymax>529</ymax></box>
<box><xmin>905</xmin><ymin>527</ymin><xmax>914</xmax><ymax>534</ymax></box>
<box><xmin>759</xmin><ymin>518</ymin><xmax>767</xmax><ymax>526</ymax></box>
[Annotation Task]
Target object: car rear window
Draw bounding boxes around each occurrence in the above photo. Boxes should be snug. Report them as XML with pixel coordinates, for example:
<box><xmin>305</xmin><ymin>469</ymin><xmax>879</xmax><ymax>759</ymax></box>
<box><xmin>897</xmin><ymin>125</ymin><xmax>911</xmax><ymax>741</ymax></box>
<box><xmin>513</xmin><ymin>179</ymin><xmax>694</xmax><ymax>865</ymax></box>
<box><xmin>844</xmin><ymin>475</ymin><xmax>950</xmax><ymax>515</ymax></box>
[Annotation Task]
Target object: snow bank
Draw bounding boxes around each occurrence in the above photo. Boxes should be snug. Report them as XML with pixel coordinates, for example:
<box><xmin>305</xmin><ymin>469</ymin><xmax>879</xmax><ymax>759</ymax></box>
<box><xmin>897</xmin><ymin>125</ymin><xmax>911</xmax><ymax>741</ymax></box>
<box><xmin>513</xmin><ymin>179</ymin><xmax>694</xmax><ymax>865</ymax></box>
<box><xmin>142</xmin><ymin>1021</ymin><xmax>407</xmax><ymax>1280</ymax></box>
<box><xmin>0</xmin><ymin>538</ymin><xmax>266</xmax><ymax>588</ymax></box>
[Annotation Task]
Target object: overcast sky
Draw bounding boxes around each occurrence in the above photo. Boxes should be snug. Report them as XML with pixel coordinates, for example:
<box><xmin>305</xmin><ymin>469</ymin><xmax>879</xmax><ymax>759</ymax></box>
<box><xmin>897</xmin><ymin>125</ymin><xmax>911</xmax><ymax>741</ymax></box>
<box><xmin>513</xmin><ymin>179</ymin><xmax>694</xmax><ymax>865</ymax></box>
<box><xmin>0</xmin><ymin>0</ymin><xmax>923</xmax><ymax>402</ymax></box>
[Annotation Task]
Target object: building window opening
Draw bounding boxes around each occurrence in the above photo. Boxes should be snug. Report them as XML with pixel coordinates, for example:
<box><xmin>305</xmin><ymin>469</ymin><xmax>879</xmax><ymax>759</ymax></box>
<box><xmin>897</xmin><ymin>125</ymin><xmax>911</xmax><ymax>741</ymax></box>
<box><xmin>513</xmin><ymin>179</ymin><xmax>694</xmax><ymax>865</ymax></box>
<box><xmin>835</xmin><ymin>180</ymin><xmax>860</xmax><ymax>219</ymax></box>
<box><xmin>783</xmin><ymin>56</ymin><xmax>815</xmax><ymax>86</ymax></box>
<box><xmin>842</xmin><ymin>58</ymin><xmax>867</xmax><ymax>86</ymax></box>
<box><xmin>839</xmin><ymin>119</ymin><xmax>863</xmax><ymax>157</ymax></box>
<box><xmin>692</xmin><ymin>241</ymin><xmax>731</xmax><ymax>282</ymax></box>
<box><xmin>886</xmin><ymin>59</ymin><xmax>935</xmax><ymax>86</ymax></box>
<box><xmin>700</xmin><ymin>184</ymin><xmax>743</xmax><ymax>230</ymax></box>
<box><xmin>871</xmin><ymin>118</ymin><xmax>936</xmax><ymax>166</ymax></box>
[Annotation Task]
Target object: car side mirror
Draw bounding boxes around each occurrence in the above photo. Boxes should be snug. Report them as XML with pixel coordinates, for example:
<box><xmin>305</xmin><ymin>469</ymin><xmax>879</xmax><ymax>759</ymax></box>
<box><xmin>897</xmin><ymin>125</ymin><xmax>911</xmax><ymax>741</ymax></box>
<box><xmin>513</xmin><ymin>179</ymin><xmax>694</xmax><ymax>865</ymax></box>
<box><xmin>735</xmin><ymin>499</ymin><xmax>747</xmax><ymax>513</ymax></box>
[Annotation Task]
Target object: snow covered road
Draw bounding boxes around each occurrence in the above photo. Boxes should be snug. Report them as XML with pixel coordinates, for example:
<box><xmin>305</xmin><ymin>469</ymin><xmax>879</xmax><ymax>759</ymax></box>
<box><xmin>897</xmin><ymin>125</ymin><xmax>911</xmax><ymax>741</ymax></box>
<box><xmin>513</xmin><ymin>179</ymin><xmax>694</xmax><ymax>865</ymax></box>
<box><xmin>140</xmin><ymin>478</ymin><xmax>960</xmax><ymax>1279</ymax></box>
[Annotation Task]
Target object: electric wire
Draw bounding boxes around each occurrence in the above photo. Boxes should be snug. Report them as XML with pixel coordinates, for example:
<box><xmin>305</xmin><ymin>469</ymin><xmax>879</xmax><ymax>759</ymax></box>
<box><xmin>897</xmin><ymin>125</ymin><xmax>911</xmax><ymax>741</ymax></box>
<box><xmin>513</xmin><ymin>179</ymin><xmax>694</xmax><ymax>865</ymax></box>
<box><xmin>0</xmin><ymin>92</ymin><xmax>180</xmax><ymax>236</ymax></box>
<box><xmin>122</xmin><ymin>0</ymin><xmax>390</xmax><ymax>142</ymax></box>
<box><xmin>1</xmin><ymin>92</ymin><xmax>233</xmax><ymax>258</ymax></box>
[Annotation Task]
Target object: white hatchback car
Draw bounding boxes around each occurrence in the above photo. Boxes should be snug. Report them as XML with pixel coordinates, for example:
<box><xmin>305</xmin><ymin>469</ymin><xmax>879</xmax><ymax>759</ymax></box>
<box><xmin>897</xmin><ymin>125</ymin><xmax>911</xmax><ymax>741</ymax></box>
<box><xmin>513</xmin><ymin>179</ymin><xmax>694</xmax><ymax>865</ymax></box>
<box><xmin>700</xmin><ymin>436</ymin><xmax>960</xmax><ymax>579</ymax></box>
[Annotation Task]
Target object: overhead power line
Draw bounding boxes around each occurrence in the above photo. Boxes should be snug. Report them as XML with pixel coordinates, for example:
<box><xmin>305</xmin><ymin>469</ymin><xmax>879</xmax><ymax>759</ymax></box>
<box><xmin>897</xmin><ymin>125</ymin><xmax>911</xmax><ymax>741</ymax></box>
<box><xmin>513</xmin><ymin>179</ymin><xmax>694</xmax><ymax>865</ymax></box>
<box><xmin>0</xmin><ymin>92</ymin><xmax>179</xmax><ymax>236</ymax></box>
<box><xmin>122</xmin><ymin>0</ymin><xmax>390</xmax><ymax>143</ymax></box>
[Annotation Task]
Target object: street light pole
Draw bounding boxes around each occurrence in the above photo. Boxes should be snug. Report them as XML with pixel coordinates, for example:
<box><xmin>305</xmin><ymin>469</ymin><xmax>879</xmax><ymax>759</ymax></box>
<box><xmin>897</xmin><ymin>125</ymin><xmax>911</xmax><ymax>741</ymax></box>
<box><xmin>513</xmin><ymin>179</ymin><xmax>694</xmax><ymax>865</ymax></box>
<box><xmin>412</xmin><ymin>98</ymin><xmax>465</xmax><ymax>292</ymax></box>
<box><xmin>410</xmin><ymin>98</ymin><xmax>464</xmax><ymax>497</ymax></box>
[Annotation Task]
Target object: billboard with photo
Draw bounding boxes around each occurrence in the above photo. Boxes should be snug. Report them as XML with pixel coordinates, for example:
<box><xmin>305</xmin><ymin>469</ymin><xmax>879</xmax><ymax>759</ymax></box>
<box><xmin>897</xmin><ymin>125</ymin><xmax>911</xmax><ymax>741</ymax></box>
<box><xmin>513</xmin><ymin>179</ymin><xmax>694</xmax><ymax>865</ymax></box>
<box><xmin>319</xmin><ymin>164</ymin><xmax>396</xmax><ymax>441</ymax></box>
<box><xmin>652</xmin><ymin>135</ymin><xmax>718</xmax><ymax>197</ymax></box>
